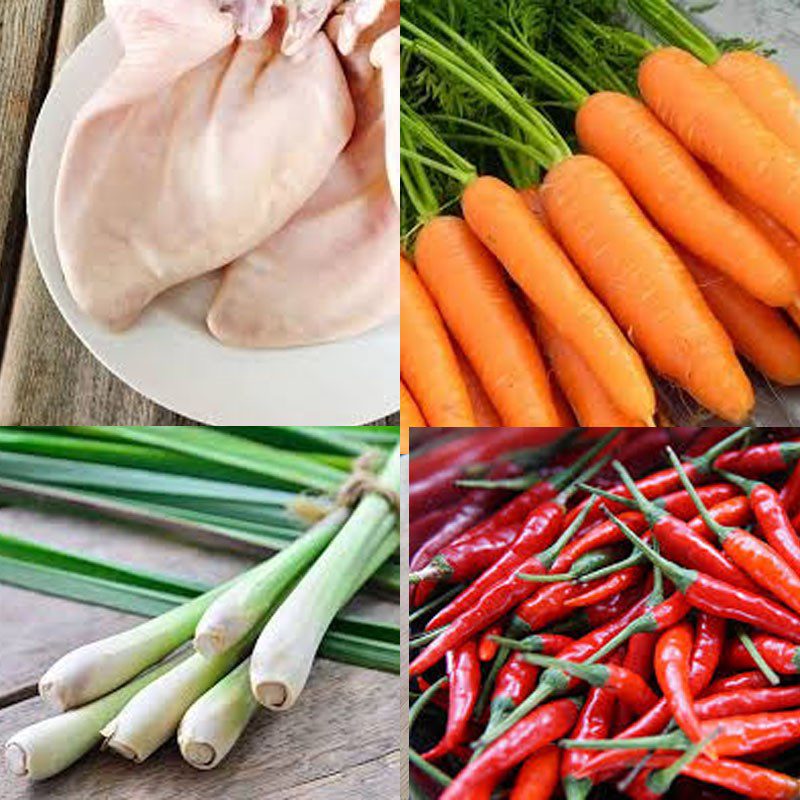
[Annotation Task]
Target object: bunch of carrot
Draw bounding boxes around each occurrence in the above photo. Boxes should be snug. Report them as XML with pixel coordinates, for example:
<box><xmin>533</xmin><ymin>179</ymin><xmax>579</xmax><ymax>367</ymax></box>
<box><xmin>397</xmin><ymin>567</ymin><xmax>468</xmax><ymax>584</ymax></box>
<box><xmin>400</xmin><ymin>0</ymin><xmax>800</xmax><ymax>443</ymax></box>
<box><xmin>409</xmin><ymin>427</ymin><xmax>800</xmax><ymax>800</ymax></box>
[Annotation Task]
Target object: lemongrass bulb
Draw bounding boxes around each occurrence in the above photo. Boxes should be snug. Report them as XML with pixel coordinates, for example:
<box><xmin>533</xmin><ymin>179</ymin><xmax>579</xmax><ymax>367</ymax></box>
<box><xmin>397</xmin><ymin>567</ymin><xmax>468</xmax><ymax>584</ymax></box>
<box><xmin>101</xmin><ymin>641</ymin><xmax>249</xmax><ymax>763</ymax></box>
<box><xmin>5</xmin><ymin>655</ymin><xmax>183</xmax><ymax>780</ymax></box>
<box><xmin>39</xmin><ymin>586</ymin><xmax>226</xmax><ymax>711</ymax></box>
<box><xmin>250</xmin><ymin>448</ymin><xmax>400</xmax><ymax>710</ymax></box>
<box><xmin>194</xmin><ymin>508</ymin><xmax>346</xmax><ymax>658</ymax></box>
<box><xmin>177</xmin><ymin>659</ymin><xmax>258</xmax><ymax>769</ymax></box>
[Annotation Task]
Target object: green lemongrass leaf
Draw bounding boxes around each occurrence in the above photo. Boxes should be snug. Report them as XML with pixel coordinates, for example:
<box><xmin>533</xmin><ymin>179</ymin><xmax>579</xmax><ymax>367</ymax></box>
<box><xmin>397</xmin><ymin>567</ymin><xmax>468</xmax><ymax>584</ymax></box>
<box><xmin>0</xmin><ymin>533</ymin><xmax>399</xmax><ymax>674</ymax></box>
<box><xmin>64</xmin><ymin>427</ymin><xmax>348</xmax><ymax>492</ymax></box>
<box><xmin>217</xmin><ymin>426</ymin><xmax>378</xmax><ymax>456</ymax></box>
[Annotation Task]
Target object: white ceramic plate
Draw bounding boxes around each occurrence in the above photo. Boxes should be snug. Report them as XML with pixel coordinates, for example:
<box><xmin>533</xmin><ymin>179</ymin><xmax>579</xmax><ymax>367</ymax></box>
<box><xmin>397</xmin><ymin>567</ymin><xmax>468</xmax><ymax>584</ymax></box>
<box><xmin>26</xmin><ymin>20</ymin><xmax>399</xmax><ymax>425</ymax></box>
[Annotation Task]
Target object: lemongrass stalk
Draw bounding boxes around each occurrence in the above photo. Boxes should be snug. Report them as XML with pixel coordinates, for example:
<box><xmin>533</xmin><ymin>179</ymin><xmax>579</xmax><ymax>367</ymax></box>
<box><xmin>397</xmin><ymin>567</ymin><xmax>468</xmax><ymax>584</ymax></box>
<box><xmin>178</xmin><ymin>528</ymin><xmax>399</xmax><ymax>769</ymax></box>
<box><xmin>5</xmin><ymin>653</ymin><xmax>185</xmax><ymax>780</ymax></box>
<box><xmin>250</xmin><ymin>446</ymin><xmax>400</xmax><ymax>710</ymax></box>
<box><xmin>38</xmin><ymin>584</ymin><xmax>230</xmax><ymax>711</ymax></box>
<box><xmin>194</xmin><ymin>508</ymin><xmax>348</xmax><ymax>657</ymax></box>
<box><xmin>101</xmin><ymin>634</ymin><xmax>255</xmax><ymax>763</ymax></box>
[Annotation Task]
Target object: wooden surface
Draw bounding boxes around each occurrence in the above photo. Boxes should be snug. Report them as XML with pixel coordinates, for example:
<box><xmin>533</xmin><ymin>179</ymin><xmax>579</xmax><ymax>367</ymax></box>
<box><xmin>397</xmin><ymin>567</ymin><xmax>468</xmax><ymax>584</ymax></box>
<box><xmin>0</xmin><ymin>1</ymin><xmax>399</xmax><ymax>426</ymax></box>
<box><xmin>0</xmin><ymin>507</ymin><xmax>401</xmax><ymax>799</ymax></box>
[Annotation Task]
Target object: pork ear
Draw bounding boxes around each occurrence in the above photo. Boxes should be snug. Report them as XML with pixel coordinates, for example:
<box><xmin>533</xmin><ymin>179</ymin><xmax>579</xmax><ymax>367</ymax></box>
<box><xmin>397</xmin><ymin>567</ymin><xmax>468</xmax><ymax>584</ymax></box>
<box><xmin>218</xmin><ymin>0</ymin><xmax>281</xmax><ymax>40</ymax></box>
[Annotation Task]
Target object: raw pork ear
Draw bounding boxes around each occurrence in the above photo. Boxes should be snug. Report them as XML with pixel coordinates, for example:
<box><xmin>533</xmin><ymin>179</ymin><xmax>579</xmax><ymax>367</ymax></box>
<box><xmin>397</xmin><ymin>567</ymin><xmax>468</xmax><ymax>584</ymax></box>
<box><xmin>206</xmin><ymin>0</ymin><xmax>399</xmax><ymax>348</ymax></box>
<box><xmin>55</xmin><ymin>0</ymin><xmax>354</xmax><ymax>330</ymax></box>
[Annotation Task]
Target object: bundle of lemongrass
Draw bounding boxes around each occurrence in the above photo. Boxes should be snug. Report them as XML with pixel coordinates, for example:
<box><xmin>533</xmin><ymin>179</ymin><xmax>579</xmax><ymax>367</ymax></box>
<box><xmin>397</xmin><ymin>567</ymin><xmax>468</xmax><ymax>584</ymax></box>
<box><xmin>2</xmin><ymin>434</ymin><xmax>400</xmax><ymax>779</ymax></box>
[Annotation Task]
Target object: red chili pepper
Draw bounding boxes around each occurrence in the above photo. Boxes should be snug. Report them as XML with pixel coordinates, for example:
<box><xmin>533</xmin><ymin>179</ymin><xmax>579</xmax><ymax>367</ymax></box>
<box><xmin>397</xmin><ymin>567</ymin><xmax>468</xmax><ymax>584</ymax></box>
<box><xmin>609</xmin><ymin>460</ymin><xmax>759</xmax><ymax>592</ymax></box>
<box><xmin>655</xmin><ymin>621</ymin><xmax>706</xmax><ymax>748</ymax></box>
<box><xmin>720</xmin><ymin>470</ymin><xmax>800</xmax><ymax>580</ymax></box>
<box><xmin>699</xmin><ymin>710</ymin><xmax>800</xmax><ymax>758</ymax></box>
<box><xmin>564</xmin><ymin>565</ymin><xmax>646</xmax><ymax>608</ymax></box>
<box><xmin>524</xmin><ymin>654</ymin><xmax>659</xmax><ymax>715</ymax></box>
<box><xmin>695</xmin><ymin>685</ymin><xmax>800</xmax><ymax>719</ymax></box>
<box><xmin>723</xmin><ymin>633</ymin><xmax>800</xmax><ymax>675</ymax></box>
<box><xmin>647</xmin><ymin>756</ymin><xmax>800</xmax><ymax>800</ymax></box>
<box><xmin>610</xmin><ymin>512</ymin><xmax>800</xmax><ymax>644</ymax></box>
<box><xmin>561</xmin><ymin>685</ymin><xmax>617</xmax><ymax>800</ymax></box>
<box><xmin>686</xmin><ymin>496</ymin><xmax>752</xmax><ymax>542</ymax></box>
<box><xmin>685</xmin><ymin>428</ymin><xmax>740</xmax><ymax>457</ymax></box>
<box><xmin>421</xmin><ymin>641</ymin><xmax>481</xmax><ymax>762</ymax></box>
<box><xmin>713</xmin><ymin>439</ymin><xmax>800</xmax><ymax>476</ymax></box>
<box><xmin>439</xmin><ymin>699</ymin><xmax>581</xmax><ymax>800</ymax></box>
<box><xmin>702</xmin><ymin>670</ymin><xmax>770</xmax><ymax>696</ymax></box>
<box><xmin>780</xmin><ymin>459</ymin><xmax>800</xmax><ymax>515</ymax></box>
<box><xmin>510</xmin><ymin>744</ymin><xmax>561</xmax><ymax>800</ymax></box>
<box><xmin>564</xmin><ymin>428</ymin><xmax>751</xmax><ymax>528</ymax></box>
<box><xmin>485</xmin><ymin>634</ymin><xmax>573</xmax><ymax>735</ymax></box>
<box><xmin>616</xmin><ymin>631</ymin><xmax>657</xmax><ymax>730</ymax></box>
<box><xmin>410</xmin><ymin>500</ymin><xmax>599</xmax><ymax>676</ymax></box>
<box><xmin>478</xmin><ymin>623</ymin><xmax>505</xmax><ymax>662</ymax></box>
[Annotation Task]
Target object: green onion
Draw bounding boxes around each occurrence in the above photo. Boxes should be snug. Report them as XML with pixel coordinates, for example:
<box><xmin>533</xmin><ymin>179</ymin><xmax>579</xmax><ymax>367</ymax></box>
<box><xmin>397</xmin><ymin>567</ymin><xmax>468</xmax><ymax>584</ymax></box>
<box><xmin>250</xmin><ymin>445</ymin><xmax>400</xmax><ymax>709</ymax></box>
<box><xmin>5</xmin><ymin>653</ymin><xmax>186</xmax><ymax>780</ymax></box>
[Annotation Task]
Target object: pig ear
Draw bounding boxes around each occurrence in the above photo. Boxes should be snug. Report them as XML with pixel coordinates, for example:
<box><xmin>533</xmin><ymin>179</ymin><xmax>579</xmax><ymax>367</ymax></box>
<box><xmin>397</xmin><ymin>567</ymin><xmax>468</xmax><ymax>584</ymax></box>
<box><xmin>281</xmin><ymin>1</ymin><xmax>337</xmax><ymax>56</ymax></box>
<box><xmin>334</xmin><ymin>0</ymin><xmax>399</xmax><ymax>56</ymax></box>
<box><xmin>218</xmin><ymin>0</ymin><xmax>281</xmax><ymax>40</ymax></box>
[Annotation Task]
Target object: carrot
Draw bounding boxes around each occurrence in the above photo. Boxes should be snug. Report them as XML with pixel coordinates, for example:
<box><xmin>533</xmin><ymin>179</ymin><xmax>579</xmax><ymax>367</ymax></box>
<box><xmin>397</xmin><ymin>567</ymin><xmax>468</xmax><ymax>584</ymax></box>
<box><xmin>638</xmin><ymin>48</ymin><xmax>800</xmax><ymax>243</ymax></box>
<box><xmin>461</xmin><ymin>175</ymin><xmax>655</xmax><ymax>422</ymax></box>
<box><xmin>401</xmin><ymin>254</ymin><xmax>476</xmax><ymax>427</ymax></box>
<box><xmin>712</xmin><ymin>51</ymin><xmax>800</xmax><ymax>155</ymax></box>
<box><xmin>533</xmin><ymin>308</ymin><xmax>651</xmax><ymax>427</ymax></box>
<box><xmin>454</xmin><ymin>346</ymin><xmax>502</xmax><ymax>427</ymax></box>
<box><xmin>681</xmin><ymin>248</ymin><xmax>800</xmax><ymax>386</ymax></box>
<box><xmin>576</xmin><ymin>91</ymin><xmax>798</xmax><ymax>308</ymax></box>
<box><xmin>400</xmin><ymin>382</ymin><xmax>426</xmax><ymax>455</ymax></box>
<box><xmin>548</xmin><ymin>370</ymin><xmax>577</xmax><ymax>427</ymax></box>
<box><xmin>708</xmin><ymin>169</ymin><xmax>800</xmax><ymax>286</ymax></box>
<box><xmin>415</xmin><ymin>216</ymin><xmax>561</xmax><ymax>426</ymax></box>
<box><xmin>541</xmin><ymin>154</ymin><xmax>754</xmax><ymax>423</ymax></box>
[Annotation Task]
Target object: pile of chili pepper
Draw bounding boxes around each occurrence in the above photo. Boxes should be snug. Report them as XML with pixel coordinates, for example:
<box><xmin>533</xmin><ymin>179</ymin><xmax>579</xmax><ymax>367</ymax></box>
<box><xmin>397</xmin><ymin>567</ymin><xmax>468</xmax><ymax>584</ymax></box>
<box><xmin>409</xmin><ymin>427</ymin><xmax>800</xmax><ymax>800</ymax></box>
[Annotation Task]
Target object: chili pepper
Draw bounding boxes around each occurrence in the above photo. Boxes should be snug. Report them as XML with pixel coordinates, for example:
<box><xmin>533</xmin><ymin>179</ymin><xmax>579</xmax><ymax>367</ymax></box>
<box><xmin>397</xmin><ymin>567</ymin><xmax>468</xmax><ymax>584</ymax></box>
<box><xmin>564</xmin><ymin>428</ymin><xmax>752</xmax><ymax>529</ymax></box>
<box><xmin>713</xmin><ymin>439</ymin><xmax>800</xmax><ymax>477</ymax></box>
<box><xmin>524</xmin><ymin>654</ymin><xmax>658</xmax><ymax>715</ymax></box>
<box><xmin>415</xmin><ymin>433</ymin><xmax>616</xmax><ymax>589</ymax></box>
<box><xmin>478</xmin><ymin>623</ymin><xmax>505</xmax><ymax>662</ymax></box>
<box><xmin>608</xmin><ymin>460</ymin><xmax>759</xmax><ymax>592</ymax></box>
<box><xmin>511</xmin><ymin>744</ymin><xmax>561</xmax><ymax>800</ymax></box>
<box><xmin>780</xmin><ymin>459</ymin><xmax>800</xmax><ymax>515</ymax></box>
<box><xmin>480</xmin><ymin>585</ymin><xmax>660</xmax><ymax>747</ymax></box>
<box><xmin>648</xmin><ymin>756</ymin><xmax>800</xmax><ymax>800</ymax></box>
<box><xmin>421</xmin><ymin>641</ymin><xmax>481</xmax><ymax>762</ymax></box>
<box><xmin>718</xmin><ymin>470</ymin><xmax>800</xmax><ymax>580</ymax></box>
<box><xmin>550</xmin><ymin>512</ymin><xmax>645</xmax><ymax>573</ymax></box>
<box><xmin>698</xmin><ymin>711</ymin><xmax>800</xmax><ymax>758</ymax></box>
<box><xmin>654</xmin><ymin>621</ymin><xmax>707</xmax><ymax>749</ymax></box>
<box><xmin>703</xmin><ymin>671</ymin><xmax>771</xmax><ymax>697</ymax></box>
<box><xmin>723</xmin><ymin>633</ymin><xmax>800</xmax><ymax>675</ymax></box>
<box><xmin>484</xmin><ymin>635</ymin><xmax>571</xmax><ymax>735</ymax></box>
<box><xmin>415</xmin><ymin>676</ymin><xmax>449</xmax><ymax>713</ymax></box>
<box><xmin>608</xmin><ymin>511</ymin><xmax>800</xmax><ymax>644</ymax></box>
<box><xmin>696</xmin><ymin>686</ymin><xmax>800</xmax><ymax>719</ymax></box>
<box><xmin>686</xmin><ymin>428</ymin><xmax>740</xmax><ymax>458</ymax></box>
<box><xmin>564</xmin><ymin>565</ymin><xmax>646</xmax><ymax>608</ymax></box>
<box><xmin>686</xmin><ymin>496</ymin><xmax>752</xmax><ymax>542</ymax></box>
<box><xmin>561</xmin><ymin>684</ymin><xmax>617</xmax><ymax>800</ymax></box>
<box><xmin>616</xmin><ymin>631</ymin><xmax>657</xmax><ymax>731</ymax></box>
<box><xmin>439</xmin><ymin>698</ymin><xmax>581</xmax><ymax>800</ymax></box>
<box><xmin>409</xmin><ymin>499</ymin><xmax>598</xmax><ymax>677</ymax></box>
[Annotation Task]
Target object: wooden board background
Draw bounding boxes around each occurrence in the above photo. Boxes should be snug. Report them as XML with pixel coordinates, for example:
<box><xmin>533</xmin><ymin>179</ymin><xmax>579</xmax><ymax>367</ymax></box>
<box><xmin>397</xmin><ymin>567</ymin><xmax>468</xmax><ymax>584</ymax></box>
<box><xmin>0</xmin><ymin>506</ymin><xmax>402</xmax><ymax>799</ymax></box>
<box><xmin>0</xmin><ymin>0</ymin><xmax>399</xmax><ymax>426</ymax></box>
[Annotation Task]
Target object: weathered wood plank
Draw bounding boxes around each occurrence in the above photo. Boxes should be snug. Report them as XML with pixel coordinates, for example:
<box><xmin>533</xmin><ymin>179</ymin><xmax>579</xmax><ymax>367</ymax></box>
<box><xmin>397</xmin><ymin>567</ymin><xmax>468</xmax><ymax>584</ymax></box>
<box><xmin>0</xmin><ymin>0</ymin><xmax>61</xmax><ymax>356</ymax></box>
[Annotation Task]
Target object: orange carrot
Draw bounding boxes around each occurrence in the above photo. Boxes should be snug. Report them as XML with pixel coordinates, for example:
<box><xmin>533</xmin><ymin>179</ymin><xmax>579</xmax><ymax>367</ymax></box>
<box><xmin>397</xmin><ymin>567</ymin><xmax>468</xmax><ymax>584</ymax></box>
<box><xmin>681</xmin><ymin>249</ymin><xmax>800</xmax><ymax>386</ymax></box>
<box><xmin>401</xmin><ymin>255</ymin><xmax>476</xmax><ymax>427</ymax></box>
<box><xmin>708</xmin><ymin>168</ymin><xmax>800</xmax><ymax>286</ymax></box>
<box><xmin>454</xmin><ymin>346</ymin><xmax>502</xmax><ymax>427</ymax></box>
<box><xmin>400</xmin><ymin>381</ymin><xmax>426</xmax><ymax>455</ymax></box>
<box><xmin>415</xmin><ymin>216</ymin><xmax>561</xmax><ymax>426</ymax></box>
<box><xmin>548</xmin><ymin>370</ymin><xmax>577</xmax><ymax>427</ymax></box>
<box><xmin>533</xmin><ymin>308</ymin><xmax>651</xmax><ymax>426</ymax></box>
<box><xmin>638</xmin><ymin>48</ymin><xmax>800</xmax><ymax>242</ymax></box>
<box><xmin>541</xmin><ymin>154</ymin><xmax>754</xmax><ymax>423</ymax></box>
<box><xmin>576</xmin><ymin>91</ymin><xmax>798</xmax><ymax>307</ymax></box>
<box><xmin>712</xmin><ymin>51</ymin><xmax>800</xmax><ymax>155</ymax></box>
<box><xmin>461</xmin><ymin>175</ymin><xmax>655</xmax><ymax>422</ymax></box>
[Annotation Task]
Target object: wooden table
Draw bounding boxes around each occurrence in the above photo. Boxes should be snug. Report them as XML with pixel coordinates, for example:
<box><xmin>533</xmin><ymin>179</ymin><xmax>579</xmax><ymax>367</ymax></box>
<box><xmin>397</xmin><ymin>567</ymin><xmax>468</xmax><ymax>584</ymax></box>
<box><xmin>0</xmin><ymin>506</ymin><xmax>401</xmax><ymax>799</ymax></box>
<box><xmin>0</xmin><ymin>1</ymin><xmax>399</xmax><ymax>426</ymax></box>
